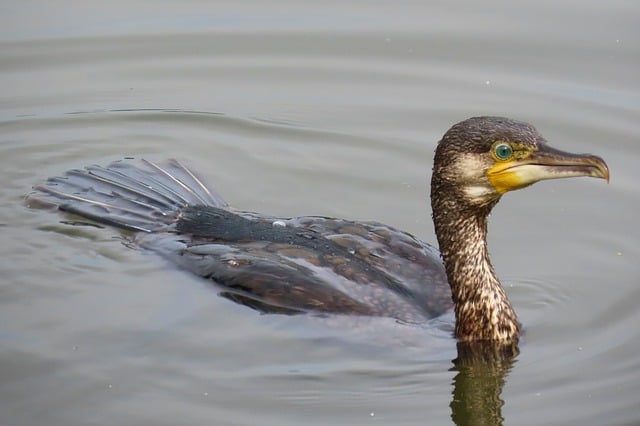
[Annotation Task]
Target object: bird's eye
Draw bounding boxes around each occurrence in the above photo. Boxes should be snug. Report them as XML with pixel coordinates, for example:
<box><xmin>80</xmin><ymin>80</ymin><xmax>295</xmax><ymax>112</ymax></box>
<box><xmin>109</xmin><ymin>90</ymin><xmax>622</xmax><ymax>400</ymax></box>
<box><xmin>493</xmin><ymin>142</ymin><xmax>513</xmax><ymax>160</ymax></box>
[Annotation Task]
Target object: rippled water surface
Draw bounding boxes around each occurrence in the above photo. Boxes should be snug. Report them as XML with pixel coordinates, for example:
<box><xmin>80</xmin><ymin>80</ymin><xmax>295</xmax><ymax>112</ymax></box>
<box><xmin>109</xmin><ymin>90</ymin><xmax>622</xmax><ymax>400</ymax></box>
<box><xmin>1</xmin><ymin>1</ymin><xmax>639</xmax><ymax>425</ymax></box>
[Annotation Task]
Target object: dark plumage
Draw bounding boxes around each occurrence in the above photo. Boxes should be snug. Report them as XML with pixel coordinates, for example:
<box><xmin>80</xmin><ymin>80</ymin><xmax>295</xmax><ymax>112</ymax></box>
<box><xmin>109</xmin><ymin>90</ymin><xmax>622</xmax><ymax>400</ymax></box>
<box><xmin>27</xmin><ymin>117</ymin><xmax>609</xmax><ymax>342</ymax></box>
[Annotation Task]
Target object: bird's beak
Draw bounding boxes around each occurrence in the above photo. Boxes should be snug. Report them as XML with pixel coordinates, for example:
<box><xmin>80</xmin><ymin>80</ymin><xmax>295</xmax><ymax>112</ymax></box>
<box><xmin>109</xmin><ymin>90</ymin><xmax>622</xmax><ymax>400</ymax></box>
<box><xmin>487</xmin><ymin>144</ymin><xmax>610</xmax><ymax>194</ymax></box>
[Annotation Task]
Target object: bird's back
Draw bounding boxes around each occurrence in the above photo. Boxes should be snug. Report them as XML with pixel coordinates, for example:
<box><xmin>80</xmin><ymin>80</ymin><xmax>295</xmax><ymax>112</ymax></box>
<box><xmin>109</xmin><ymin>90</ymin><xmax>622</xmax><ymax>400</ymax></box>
<box><xmin>28</xmin><ymin>159</ymin><xmax>452</xmax><ymax>322</ymax></box>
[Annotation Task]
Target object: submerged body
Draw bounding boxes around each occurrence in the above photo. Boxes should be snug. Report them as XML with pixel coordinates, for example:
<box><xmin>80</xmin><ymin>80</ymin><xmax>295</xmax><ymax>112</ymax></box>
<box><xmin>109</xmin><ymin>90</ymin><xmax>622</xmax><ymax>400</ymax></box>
<box><xmin>30</xmin><ymin>158</ymin><xmax>453</xmax><ymax>322</ymax></box>
<box><xmin>28</xmin><ymin>117</ymin><xmax>609</xmax><ymax>342</ymax></box>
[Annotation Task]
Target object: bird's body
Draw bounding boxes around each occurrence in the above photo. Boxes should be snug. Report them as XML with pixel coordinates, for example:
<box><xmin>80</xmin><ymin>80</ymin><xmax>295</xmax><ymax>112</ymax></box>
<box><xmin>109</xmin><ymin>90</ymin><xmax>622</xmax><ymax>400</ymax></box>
<box><xmin>28</xmin><ymin>117</ymin><xmax>609</xmax><ymax>342</ymax></box>
<box><xmin>30</xmin><ymin>159</ymin><xmax>453</xmax><ymax>322</ymax></box>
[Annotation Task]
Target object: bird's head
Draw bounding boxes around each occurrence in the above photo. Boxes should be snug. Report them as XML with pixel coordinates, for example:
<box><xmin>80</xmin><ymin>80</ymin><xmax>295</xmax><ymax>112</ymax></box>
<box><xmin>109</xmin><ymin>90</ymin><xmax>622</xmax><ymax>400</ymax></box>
<box><xmin>432</xmin><ymin>116</ymin><xmax>610</xmax><ymax>208</ymax></box>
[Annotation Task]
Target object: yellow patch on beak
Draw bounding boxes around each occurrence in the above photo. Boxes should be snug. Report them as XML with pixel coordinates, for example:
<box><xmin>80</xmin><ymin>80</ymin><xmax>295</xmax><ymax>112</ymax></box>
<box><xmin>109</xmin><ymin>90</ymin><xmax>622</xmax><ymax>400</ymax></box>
<box><xmin>487</xmin><ymin>161</ymin><xmax>534</xmax><ymax>194</ymax></box>
<box><xmin>486</xmin><ymin>143</ymin><xmax>538</xmax><ymax>194</ymax></box>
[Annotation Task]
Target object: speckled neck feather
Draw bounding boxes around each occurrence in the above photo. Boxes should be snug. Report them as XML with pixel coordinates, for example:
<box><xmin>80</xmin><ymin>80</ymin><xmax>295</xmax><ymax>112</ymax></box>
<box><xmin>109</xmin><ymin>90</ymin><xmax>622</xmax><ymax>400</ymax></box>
<box><xmin>432</xmin><ymin>197</ymin><xmax>519</xmax><ymax>341</ymax></box>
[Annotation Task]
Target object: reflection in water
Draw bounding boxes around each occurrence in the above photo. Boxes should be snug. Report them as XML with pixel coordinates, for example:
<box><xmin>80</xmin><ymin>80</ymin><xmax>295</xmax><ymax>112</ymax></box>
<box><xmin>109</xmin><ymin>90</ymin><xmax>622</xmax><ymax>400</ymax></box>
<box><xmin>450</xmin><ymin>342</ymin><xmax>519</xmax><ymax>426</ymax></box>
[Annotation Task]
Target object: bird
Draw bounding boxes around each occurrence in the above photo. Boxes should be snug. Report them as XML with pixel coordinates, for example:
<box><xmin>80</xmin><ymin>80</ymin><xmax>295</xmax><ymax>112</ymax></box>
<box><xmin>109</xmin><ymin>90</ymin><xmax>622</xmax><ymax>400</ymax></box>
<box><xmin>27</xmin><ymin>116</ymin><xmax>609</xmax><ymax>342</ymax></box>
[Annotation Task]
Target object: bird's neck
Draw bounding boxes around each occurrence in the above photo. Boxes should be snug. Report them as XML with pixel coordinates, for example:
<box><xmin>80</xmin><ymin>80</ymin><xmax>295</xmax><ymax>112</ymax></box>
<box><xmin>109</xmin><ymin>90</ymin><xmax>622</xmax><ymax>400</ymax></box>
<box><xmin>432</xmin><ymin>193</ymin><xmax>520</xmax><ymax>342</ymax></box>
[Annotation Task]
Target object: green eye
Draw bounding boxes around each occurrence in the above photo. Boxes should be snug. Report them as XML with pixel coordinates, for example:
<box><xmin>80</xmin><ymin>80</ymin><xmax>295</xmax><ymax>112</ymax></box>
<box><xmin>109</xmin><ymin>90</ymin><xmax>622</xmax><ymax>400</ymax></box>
<box><xmin>493</xmin><ymin>143</ymin><xmax>513</xmax><ymax>160</ymax></box>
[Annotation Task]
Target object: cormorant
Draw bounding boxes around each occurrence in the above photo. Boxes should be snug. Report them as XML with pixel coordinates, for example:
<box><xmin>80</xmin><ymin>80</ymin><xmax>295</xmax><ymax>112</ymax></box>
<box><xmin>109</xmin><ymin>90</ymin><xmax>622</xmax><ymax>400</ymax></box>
<box><xmin>27</xmin><ymin>117</ymin><xmax>609</xmax><ymax>342</ymax></box>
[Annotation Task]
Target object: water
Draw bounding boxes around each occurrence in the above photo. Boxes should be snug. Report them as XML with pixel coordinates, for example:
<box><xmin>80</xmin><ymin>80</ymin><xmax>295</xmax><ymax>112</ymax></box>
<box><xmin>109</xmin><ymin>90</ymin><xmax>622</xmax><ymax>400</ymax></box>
<box><xmin>1</xmin><ymin>1</ymin><xmax>639</xmax><ymax>425</ymax></box>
